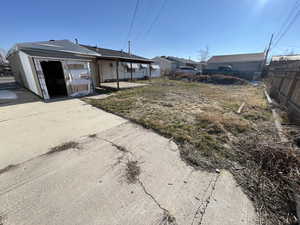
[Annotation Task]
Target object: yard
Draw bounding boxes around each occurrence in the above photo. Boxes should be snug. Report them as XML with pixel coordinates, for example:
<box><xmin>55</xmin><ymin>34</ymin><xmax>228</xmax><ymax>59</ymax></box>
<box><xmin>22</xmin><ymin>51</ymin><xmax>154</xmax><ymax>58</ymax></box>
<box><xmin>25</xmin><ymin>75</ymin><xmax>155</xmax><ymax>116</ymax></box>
<box><xmin>85</xmin><ymin>78</ymin><xmax>300</xmax><ymax>225</ymax></box>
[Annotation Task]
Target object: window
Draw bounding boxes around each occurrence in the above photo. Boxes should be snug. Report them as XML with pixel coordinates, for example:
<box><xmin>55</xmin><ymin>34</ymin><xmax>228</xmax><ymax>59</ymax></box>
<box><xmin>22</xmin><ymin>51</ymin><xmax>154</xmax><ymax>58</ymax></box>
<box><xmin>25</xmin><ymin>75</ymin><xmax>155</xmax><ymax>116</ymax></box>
<box><xmin>127</xmin><ymin>67</ymin><xmax>136</xmax><ymax>73</ymax></box>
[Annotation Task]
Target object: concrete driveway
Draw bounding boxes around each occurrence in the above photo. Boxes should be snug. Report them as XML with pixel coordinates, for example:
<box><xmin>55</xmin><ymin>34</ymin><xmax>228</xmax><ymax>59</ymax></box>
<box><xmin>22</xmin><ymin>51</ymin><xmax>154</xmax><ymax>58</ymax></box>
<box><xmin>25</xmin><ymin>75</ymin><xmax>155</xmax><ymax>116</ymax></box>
<box><xmin>0</xmin><ymin>99</ymin><xmax>125</xmax><ymax>168</ymax></box>
<box><xmin>0</xmin><ymin>97</ymin><xmax>257</xmax><ymax>225</ymax></box>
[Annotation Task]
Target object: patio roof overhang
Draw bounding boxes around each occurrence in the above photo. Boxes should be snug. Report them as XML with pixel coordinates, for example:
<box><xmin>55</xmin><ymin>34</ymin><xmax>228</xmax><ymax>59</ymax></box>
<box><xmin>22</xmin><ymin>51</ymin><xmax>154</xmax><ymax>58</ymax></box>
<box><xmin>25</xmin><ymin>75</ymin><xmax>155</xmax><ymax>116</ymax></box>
<box><xmin>96</xmin><ymin>55</ymin><xmax>153</xmax><ymax>63</ymax></box>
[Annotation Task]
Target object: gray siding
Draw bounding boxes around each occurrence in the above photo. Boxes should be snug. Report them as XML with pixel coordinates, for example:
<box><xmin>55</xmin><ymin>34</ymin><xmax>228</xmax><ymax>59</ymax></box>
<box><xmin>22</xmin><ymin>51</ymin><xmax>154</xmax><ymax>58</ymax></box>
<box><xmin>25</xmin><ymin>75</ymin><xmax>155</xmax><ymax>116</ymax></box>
<box><xmin>207</xmin><ymin>61</ymin><xmax>263</xmax><ymax>72</ymax></box>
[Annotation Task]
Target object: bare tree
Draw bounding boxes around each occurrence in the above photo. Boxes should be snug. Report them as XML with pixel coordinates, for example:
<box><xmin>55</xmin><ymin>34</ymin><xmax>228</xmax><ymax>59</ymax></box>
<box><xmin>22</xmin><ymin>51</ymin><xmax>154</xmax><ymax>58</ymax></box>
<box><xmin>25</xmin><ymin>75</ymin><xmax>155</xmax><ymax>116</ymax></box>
<box><xmin>198</xmin><ymin>46</ymin><xmax>210</xmax><ymax>62</ymax></box>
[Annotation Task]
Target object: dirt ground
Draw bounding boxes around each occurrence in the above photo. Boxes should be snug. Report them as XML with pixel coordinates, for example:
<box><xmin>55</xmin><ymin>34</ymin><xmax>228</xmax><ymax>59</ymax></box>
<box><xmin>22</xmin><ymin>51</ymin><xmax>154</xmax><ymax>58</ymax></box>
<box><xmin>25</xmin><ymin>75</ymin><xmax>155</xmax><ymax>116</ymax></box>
<box><xmin>85</xmin><ymin>78</ymin><xmax>300</xmax><ymax>225</ymax></box>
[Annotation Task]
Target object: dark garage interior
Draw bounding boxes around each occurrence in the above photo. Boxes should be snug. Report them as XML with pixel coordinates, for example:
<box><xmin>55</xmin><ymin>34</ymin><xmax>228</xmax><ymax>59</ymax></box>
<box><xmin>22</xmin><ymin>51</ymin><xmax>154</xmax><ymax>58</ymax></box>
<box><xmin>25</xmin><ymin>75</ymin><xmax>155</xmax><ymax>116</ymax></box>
<box><xmin>40</xmin><ymin>61</ymin><xmax>68</xmax><ymax>98</ymax></box>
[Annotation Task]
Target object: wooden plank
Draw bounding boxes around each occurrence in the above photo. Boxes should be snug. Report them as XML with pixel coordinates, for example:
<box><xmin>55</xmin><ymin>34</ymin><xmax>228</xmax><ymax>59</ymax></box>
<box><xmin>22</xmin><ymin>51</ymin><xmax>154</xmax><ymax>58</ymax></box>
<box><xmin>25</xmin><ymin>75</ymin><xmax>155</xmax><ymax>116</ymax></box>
<box><xmin>264</xmin><ymin>89</ymin><xmax>273</xmax><ymax>105</ymax></box>
<box><xmin>237</xmin><ymin>102</ymin><xmax>245</xmax><ymax>114</ymax></box>
<box><xmin>272</xmin><ymin>109</ymin><xmax>288</xmax><ymax>142</ymax></box>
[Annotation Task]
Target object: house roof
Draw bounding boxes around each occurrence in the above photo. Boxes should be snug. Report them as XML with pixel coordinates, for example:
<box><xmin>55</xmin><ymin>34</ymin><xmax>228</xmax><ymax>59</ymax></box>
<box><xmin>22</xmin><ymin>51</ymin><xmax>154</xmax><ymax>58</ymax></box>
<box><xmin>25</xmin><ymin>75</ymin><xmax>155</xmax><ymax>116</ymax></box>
<box><xmin>271</xmin><ymin>55</ymin><xmax>300</xmax><ymax>61</ymax></box>
<box><xmin>8</xmin><ymin>40</ymin><xmax>101</xmax><ymax>58</ymax></box>
<box><xmin>208</xmin><ymin>52</ymin><xmax>265</xmax><ymax>64</ymax></box>
<box><xmin>152</xmin><ymin>56</ymin><xmax>175</xmax><ymax>63</ymax></box>
<box><xmin>165</xmin><ymin>56</ymin><xmax>199</xmax><ymax>65</ymax></box>
<box><xmin>80</xmin><ymin>44</ymin><xmax>152</xmax><ymax>63</ymax></box>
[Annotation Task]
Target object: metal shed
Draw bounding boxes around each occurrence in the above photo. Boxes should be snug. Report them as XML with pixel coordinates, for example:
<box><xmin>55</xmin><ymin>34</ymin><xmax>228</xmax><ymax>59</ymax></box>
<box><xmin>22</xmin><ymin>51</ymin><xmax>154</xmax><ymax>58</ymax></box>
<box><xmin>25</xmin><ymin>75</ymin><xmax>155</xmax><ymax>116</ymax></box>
<box><xmin>7</xmin><ymin>40</ymin><xmax>101</xmax><ymax>100</ymax></box>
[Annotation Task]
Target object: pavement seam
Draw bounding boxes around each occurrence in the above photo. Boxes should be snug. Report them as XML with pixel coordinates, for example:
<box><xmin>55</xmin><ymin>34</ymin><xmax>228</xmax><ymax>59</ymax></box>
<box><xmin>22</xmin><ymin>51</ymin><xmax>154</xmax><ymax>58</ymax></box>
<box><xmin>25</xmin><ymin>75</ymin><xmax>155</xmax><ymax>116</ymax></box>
<box><xmin>190</xmin><ymin>173</ymin><xmax>221</xmax><ymax>225</ymax></box>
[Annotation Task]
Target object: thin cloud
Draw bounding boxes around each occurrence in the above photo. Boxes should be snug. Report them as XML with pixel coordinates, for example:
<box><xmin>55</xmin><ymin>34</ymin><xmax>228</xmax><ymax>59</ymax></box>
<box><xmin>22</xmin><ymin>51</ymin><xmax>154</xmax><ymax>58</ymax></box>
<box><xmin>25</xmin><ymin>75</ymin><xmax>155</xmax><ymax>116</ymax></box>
<box><xmin>253</xmin><ymin>0</ymin><xmax>270</xmax><ymax>11</ymax></box>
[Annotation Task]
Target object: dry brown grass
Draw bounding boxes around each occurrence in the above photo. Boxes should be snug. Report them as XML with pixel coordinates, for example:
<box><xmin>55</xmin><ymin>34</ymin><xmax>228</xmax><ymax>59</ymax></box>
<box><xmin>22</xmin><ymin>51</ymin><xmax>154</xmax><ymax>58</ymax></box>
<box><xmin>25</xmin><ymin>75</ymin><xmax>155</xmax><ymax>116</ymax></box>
<box><xmin>84</xmin><ymin>79</ymin><xmax>270</xmax><ymax>166</ymax></box>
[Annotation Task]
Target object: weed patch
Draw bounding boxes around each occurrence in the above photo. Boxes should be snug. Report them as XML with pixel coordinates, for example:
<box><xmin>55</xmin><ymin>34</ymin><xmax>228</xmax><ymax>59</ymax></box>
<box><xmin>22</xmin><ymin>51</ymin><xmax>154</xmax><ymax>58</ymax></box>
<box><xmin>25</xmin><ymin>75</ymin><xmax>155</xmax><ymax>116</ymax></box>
<box><xmin>46</xmin><ymin>141</ymin><xmax>79</xmax><ymax>155</ymax></box>
<box><xmin>125</xmin><ymin>160</ymin><xmax>141</xmax><ymax>184</ymax></box>
<box><xmin>88</xmin><ymin>134</ymin><xmax>97</xmax><ymax>138</ymax></box>
<box><xmin>0</xmin><ymin>164</ymin><xmax>17</xmax><ymax>175</ymax></box>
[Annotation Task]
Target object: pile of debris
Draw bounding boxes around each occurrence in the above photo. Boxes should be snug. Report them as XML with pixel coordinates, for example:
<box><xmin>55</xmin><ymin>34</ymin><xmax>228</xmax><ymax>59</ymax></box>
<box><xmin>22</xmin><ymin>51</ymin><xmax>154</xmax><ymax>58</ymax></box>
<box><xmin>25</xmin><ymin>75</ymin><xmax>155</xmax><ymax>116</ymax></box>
<box><xmin>233</xmin><ymin>130</ymin><xmax>300</xmax><ymax>225</ymax></box>
<box><xmin>195</xmin><ymin>74</ymin><xmax>248</xmax><ymax>85</ymax></box>
<box><xmin>171</xmin><ymin>74</ymin><xmax>248</xmax><ymax>85</ymax></box>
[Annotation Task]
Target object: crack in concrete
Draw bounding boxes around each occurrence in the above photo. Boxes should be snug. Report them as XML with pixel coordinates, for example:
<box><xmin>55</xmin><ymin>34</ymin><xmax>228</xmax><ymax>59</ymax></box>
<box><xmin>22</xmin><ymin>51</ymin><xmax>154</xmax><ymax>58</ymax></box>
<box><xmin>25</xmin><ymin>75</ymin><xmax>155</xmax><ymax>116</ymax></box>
<box><xmin>191</xmin><ymin>173</ymin><xmax>220</xmax><ymax>225</ymax></box>
<box><xmin>98</xmin><ymin>137</ymin><xmax>133</xmax><ymax>155</ymax></box>
<box><xmin>99</xmin><ymin>137</ymin><xmax>178</xmax><ymax>225</ymax></box>
<box><xmin>137</xmin><ymin>178</ymin><xmax>178</xmax><ymax>225</ymax></box>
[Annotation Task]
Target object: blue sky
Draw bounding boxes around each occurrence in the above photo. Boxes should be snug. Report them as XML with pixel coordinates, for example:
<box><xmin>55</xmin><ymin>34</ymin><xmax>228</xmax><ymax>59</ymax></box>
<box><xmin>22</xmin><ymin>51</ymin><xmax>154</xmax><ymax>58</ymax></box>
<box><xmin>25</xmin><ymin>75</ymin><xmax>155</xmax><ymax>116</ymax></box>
<box><xmin>0</xmin><ymin>0</ymin><xmax>299</xmax><ymax>60</ymax></box>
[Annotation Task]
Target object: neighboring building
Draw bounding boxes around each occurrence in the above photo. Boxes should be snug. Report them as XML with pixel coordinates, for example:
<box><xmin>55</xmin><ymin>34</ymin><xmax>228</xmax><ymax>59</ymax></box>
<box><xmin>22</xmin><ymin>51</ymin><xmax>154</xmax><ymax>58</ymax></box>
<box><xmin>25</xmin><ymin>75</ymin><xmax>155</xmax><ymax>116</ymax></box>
<box><xmin>0</xmin><ymin>49</ymin><xmax>8</xmax><ymax>65</ymax></box>
<box><xmin>7</xmin><ymin>40</ymin><xmax>159</xmax><ymax>100</ymax></box>
<box><xmin>152</xmin><ymin>56</ymin><xmax>177</xmax><ymax>75</ymax></box>
<box><xmin>0</xmin><ymin>49</ymin><xmax>11</xmax><ymax>76</ymax></box>
<box><xmin>269</xmin><ymin>55</ymin><xmax>300</xmax><ymax>70</ymax></box>
<box><xmin>166</xmin><ymin>56</ymin><xmax>201</xmax><ymax>70</ymax></box>
<box><xmin>152</xmin><ymin>56</ymin><xmax>201</xmax><ymax>75</ymax></box>
<box><xmin>81</xmin><ymin>45</ymin><xmax>160</xmax><ymax>83</ymax></box>
<box><xmin>207</xmin><ymin>52</ymin><xmax>265</xmax><ymax>79</ymax></box>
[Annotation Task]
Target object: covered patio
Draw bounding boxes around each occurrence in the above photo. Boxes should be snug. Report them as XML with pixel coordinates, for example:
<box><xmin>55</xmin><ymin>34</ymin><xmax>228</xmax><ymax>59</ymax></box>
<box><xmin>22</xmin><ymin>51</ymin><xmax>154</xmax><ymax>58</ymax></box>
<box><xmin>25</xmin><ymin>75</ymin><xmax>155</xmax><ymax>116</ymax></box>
<box><xmin>81</xmin><ymin>44</ymin><xmax>154</xmax><ymax>90</ymax></box>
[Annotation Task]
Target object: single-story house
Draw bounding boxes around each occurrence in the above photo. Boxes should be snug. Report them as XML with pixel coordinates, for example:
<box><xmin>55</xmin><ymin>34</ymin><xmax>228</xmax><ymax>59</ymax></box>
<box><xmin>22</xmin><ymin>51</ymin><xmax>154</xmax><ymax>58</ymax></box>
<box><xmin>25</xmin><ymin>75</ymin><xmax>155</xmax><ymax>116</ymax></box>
<box><xmin>81</xmin><ymin>45</ymin><xmax>160</xmax><ymax>84</ymax></box>
<box><xmin>152</xmin><ymin>56</ymin><xmax>201</xmax><ymax>75</ymax></box>
<box><xmin>7</xmin><ymin>40</ymin><xmax>159</xmax><ymax>100</ymax></box>
<box><xmin>166</xmin><ymin>56</ymin><xmax>201</xmax><ymax>70</ymax></box>
<box><xmin>207</xmin><ymin>52</ymin><xmax>266</xmax><ymax>79</ymax></box>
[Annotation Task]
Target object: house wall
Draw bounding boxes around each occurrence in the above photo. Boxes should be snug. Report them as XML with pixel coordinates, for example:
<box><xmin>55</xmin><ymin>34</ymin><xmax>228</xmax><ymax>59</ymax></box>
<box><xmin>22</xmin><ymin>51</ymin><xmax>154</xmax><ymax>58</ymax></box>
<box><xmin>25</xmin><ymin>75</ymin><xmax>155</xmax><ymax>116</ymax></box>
<box><xmin>8</xmin><ymin>52</ymin><xmax>27</xmax><ymax>86</ymax></box>
<box><xmin>153</xmin><ymin>58</ymin><xmax>176</xmax><ymax>75</ymax></box>
<box><xmin>207</xmin><ymin>61</ymin><xmax>263</xmax><ymax>72</ymax></box>
<box><xmin>8</xmin><ymin>51</ymin><xmax>42</xmax><ymax>96</ymax></box>
<box><xmin>98</xmin><ymin>60</ymin><xmax>159</xmax><ymax>82</ymax></box>
<box><xmin>151</xmin><ymin>68</ymin><xmax>161</xmax><ymax>77</ymax></box>
<box><xmin>19</xmin><ymin>52</ymin><xmax>41</xmax><ymax>96</ymax></box>
<box><xmin>207</xmin><ymin>61</ymin><xmax>264</xmax><ymax>80</ymax></box>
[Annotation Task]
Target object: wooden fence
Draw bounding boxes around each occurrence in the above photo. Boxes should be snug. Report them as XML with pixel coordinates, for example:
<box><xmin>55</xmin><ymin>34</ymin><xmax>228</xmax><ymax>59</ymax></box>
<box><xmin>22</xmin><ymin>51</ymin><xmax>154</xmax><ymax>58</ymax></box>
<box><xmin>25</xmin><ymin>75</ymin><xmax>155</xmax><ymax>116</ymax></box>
<box><xmin>267</xmin><ymin>60</ymin><xmax>300</xmax><ymax>125</ymax></box>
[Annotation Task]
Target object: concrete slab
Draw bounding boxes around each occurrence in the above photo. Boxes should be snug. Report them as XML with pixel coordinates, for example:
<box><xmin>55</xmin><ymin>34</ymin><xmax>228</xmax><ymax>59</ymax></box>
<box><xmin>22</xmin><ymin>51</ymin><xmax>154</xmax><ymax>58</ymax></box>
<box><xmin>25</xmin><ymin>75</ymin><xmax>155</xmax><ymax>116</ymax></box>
<box><xmin>0</xmin><ymin>88</ymin><xmax>39</xmax><ymax>106</ymax></box>
<box><xmin>200</xmin><ymin>170</ymin><xmax>257</xmax><ymax>225</ymax></box>
<box><xmin>100</xmin><ymin>81</ymin><xmax>148</xmax><ymax>90</ymax></box>
<box><xmin>0</xmin><ymin>122</ymin><xmax>257</xmax><ymax>225</ymax></box>
<box><xmin>0</xmin><ymin>90</ymin><xmax>17</xmax><ymax>99</ymax></box>
<box><xmin>0</xmin><ymin>99</ymin><xmax>126</xmax><ymax>168</ymax></box>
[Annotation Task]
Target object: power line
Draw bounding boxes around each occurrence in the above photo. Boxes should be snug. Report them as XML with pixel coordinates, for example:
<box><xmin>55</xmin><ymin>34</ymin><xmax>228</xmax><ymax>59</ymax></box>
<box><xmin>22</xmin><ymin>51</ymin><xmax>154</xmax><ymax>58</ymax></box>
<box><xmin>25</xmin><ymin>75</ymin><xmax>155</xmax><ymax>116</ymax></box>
<box><xmin>273</xmin><ymin>0</ymin><xmax>300</xmax><ymax>43</ymax></box>
<box><xmin>135</xmin><ymin>0</ymin><xmax>167</xmax><ymax>42</ymax></box>
<box><xmin>271</xmin><ymin>10</ymin><xmax>300</xmax><ymax>50</ymax></box>
<box><xmin>124</xmin><ymin>0</ymin><xmax>140</xmax><ymax>48</ymax></box>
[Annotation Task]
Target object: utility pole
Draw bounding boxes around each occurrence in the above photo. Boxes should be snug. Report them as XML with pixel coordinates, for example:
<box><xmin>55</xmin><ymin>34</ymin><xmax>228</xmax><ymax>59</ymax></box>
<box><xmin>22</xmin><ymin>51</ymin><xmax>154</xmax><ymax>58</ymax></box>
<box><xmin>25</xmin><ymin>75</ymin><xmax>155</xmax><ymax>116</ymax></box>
<box><xmin>261</xmin><ymin>34</ymin><xmax>274</xmax><ymax>78</ymax></box>
<box><xmin>128</xmin><ymin>40</ymin><xmax>131</xmax><ymax>54</ymax></box>
<box><xmin>264</xmin><ymin>33</ymin><xmax>274</xmax><ymax>66</ymax></box>
<box><xmin>128</xmin><ymin>40</ymin><xmax>133</xmax><ymax>81</ymax></box>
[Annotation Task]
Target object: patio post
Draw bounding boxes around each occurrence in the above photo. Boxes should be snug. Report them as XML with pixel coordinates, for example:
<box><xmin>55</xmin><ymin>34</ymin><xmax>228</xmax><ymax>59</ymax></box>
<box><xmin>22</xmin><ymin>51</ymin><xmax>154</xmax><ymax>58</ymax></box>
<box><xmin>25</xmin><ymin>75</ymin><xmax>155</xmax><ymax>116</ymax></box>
<box><xmin>130</xmin><ymin>62</ymin><xmax>133</xmax><ymax>81</ymax></box>
<box><xmin>149</xmin><ymin>63</ymin><xmax>152</xmax><ymax>80</ymax></box>
<box><xmin>116</xmin><ymin>60</ymin><xmax>120</xmax><ymax>89</ymax></box>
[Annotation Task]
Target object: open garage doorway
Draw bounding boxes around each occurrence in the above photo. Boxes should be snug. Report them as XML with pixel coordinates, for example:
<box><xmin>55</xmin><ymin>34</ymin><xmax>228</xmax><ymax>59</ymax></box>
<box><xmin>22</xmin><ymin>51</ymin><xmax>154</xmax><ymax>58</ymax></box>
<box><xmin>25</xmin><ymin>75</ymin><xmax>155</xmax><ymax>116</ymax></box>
<box><xmin>40</xmin><ymin>61</ymin><xmax>68</xmax><ymax>98</ymax></box>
